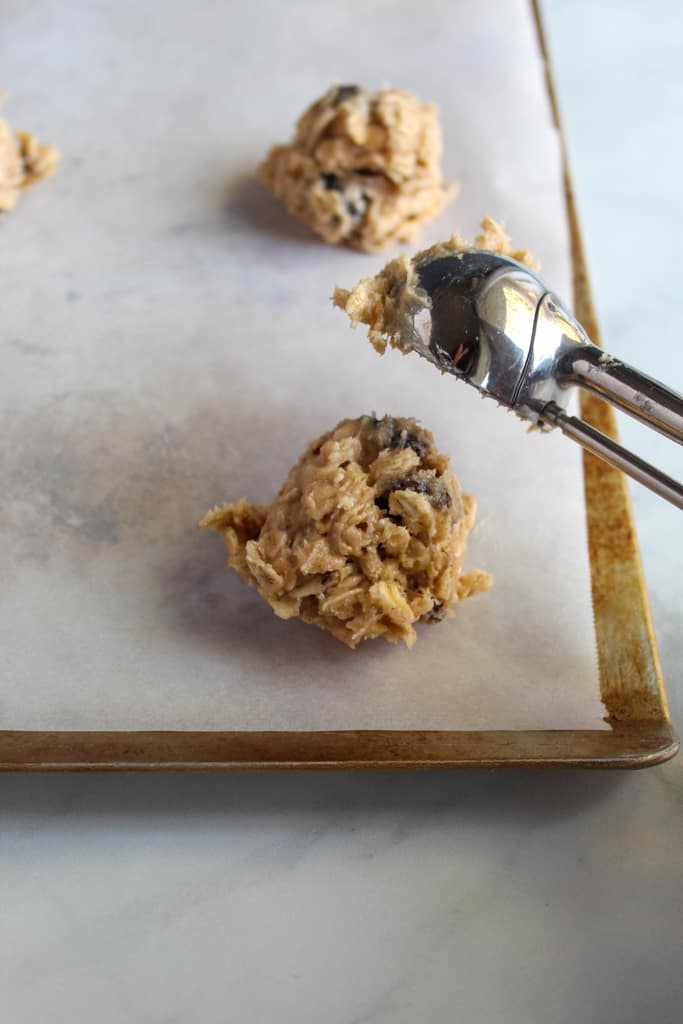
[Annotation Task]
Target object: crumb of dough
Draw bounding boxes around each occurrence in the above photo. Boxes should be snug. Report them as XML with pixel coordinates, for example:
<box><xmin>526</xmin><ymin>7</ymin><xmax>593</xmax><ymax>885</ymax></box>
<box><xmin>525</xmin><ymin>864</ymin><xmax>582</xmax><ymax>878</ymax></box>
<box><xmin>259</xmin><ymin>84</ymin><xmax>454</xmax><ymax>252</ymax></box>
<box><xmin>333</xmin><ymin>215</ymin><xmax>538</xmax><ymax>354</ymax></box>
<box><xmin>201</xmin><ymin>415</ymin><xmax>491</xmax><ymax>649</ymax></box>
<box><xmin>0</xmin><ymin>94</ymin><xmax>59</xmax><ymax>212</ymax></box>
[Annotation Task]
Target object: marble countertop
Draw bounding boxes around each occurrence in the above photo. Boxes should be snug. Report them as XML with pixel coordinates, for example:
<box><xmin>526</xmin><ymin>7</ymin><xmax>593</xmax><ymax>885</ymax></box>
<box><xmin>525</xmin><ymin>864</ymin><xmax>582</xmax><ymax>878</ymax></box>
<box><xmin>1</xmin><ymin>2</ymin><xmax>681</xmax><ymax>1021</ymax></box>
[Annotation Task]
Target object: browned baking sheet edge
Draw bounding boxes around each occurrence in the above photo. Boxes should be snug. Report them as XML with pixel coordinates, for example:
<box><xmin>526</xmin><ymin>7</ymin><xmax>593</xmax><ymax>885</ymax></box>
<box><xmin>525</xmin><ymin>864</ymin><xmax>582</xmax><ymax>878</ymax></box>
<box><xmin>0</xmin><ymin>724</ymin><xmax>677</xmax><ymax>771</ymax></box>
<box><xmin>0</xmin><ymin>1</ymin><xmax>677</xmax><ymax>771</ymax></box>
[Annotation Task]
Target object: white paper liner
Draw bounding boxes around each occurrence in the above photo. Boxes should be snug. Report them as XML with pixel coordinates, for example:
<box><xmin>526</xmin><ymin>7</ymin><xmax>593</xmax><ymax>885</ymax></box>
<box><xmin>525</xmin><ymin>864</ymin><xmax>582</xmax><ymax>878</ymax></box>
<box><xmin>0</xmin><ymin>0</ymin><xmax>604</xmax><ymax>730</ymax></box>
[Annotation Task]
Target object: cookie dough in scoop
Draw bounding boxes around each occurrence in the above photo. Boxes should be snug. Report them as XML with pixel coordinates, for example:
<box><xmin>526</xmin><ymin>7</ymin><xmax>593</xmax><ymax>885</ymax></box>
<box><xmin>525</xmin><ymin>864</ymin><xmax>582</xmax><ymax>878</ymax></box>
<box><xmin>201</xmin><ymin>415</ymin><xmax>490</xmax><ymax>649</ymax></box>
<box><xmin>333</xmin><ymin>216</ymin><xmax>537</xmax><ymax>353</ymax></box>
<box><xmin>259</xmin><ymin>85</ymin><xmax>454</xmax><ymax>252</ymax></box>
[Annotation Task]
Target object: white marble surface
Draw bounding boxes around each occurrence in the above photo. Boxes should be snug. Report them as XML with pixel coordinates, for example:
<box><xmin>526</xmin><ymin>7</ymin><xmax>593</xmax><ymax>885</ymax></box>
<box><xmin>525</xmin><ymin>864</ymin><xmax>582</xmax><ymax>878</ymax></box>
<box><xmin>1</xmin><ymin>2</ymin><xmax>681</xmax><ymax>1022</ymax></box>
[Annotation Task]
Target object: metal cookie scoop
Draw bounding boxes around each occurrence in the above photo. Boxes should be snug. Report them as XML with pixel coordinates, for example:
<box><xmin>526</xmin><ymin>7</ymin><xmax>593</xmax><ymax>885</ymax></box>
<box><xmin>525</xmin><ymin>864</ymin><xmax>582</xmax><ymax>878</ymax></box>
<box><xmin>407</xmin><ymin>250</ymin><xmax>683</xmax><ymax>509</ymax></box>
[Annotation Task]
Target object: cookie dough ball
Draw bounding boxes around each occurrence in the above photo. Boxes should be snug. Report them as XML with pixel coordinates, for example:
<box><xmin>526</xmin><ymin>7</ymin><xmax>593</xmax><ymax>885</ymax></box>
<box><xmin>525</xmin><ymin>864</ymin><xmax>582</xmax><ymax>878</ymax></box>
<box><xmin>259</xmin><ymin>85</ymin><xmax>454</xmax><ymax>252</ymax></box>
<box><xmin>334</xmin><ymin>216</ymin><xmax>538</xmax><ymax>354</ymax></box>
<box><xmin>0</xmin><ymin>95</ymin><xmax>59</xmax><ymax>212</ymax></box>
<box><xmin>201</xmin><ymin>415</ymin><xmax>490</xmax><ymax>648</ymax></box>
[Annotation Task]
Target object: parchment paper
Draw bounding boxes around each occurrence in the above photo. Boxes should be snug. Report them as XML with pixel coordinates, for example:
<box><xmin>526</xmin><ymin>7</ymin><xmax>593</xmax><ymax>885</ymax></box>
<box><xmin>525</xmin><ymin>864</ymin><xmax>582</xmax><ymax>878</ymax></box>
<box><xmin>0</xmin><ymin>0</ymin><xmax>606</xmax><ymax>731</ymax></box>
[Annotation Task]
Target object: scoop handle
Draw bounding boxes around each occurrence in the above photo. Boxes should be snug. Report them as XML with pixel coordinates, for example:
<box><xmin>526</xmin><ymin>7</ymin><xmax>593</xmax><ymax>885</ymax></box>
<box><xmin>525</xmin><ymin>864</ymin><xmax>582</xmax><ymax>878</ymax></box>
<box><xmin>540</xmin><ymin>402</ymin><xmax>683</xmax><ymax>510</ymax></box>
<box><xmin>559</xmin><ymin>345</ymin><xmax>683</xmax><ymax>444</ymax></box>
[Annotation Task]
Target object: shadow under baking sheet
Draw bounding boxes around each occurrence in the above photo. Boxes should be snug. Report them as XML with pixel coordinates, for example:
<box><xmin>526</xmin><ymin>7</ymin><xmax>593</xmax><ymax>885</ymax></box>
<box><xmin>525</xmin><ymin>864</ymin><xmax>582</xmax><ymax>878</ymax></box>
<box><xmin>0</xmin><ymin>759</ymin><xmax>631</xmax><ymax>822</ymax></box>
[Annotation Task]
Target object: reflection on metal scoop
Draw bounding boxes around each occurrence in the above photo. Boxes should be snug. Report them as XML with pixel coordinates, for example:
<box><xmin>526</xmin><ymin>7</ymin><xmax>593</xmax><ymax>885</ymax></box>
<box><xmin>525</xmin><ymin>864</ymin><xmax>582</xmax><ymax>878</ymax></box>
<box><xmin>408</xmin><ymin>250</ymin><xmax>683</xmax><ymax>509</ymax></box>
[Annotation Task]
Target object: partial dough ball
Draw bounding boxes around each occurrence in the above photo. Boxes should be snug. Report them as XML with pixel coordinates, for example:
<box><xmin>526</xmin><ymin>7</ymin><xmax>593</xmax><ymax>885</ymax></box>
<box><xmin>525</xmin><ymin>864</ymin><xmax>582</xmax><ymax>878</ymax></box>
<box><xmin>0</xmin><ymin>95</ymin><xmax>59</xmax><ymax>212</ymax></box>
<box><xmin>201</xmin><ymin>415</ymin><xmax>490</xmax><ymax>649</ymax></box>
<box><xmin>259</xmin><ymin>85</ymin><xmax>454</xmax><ymax>252</ymax></box>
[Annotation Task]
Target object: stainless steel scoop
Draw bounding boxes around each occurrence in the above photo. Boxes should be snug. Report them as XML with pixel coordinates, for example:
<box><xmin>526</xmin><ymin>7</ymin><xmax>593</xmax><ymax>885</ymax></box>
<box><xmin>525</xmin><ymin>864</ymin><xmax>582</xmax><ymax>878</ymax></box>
<box><xmin>407</xmin><ymin>250</ymin><xmax>683</xmax><ymax>509</ymax></box>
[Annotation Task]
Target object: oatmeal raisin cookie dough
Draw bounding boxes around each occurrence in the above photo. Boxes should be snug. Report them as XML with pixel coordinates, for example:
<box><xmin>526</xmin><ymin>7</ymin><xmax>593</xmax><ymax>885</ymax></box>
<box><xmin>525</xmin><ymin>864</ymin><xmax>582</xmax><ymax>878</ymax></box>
<box><xmin>333</xmin><ymin>216</ymin><xmax>537</xmax><ymax>353</ymax></box>
<box><xmin>201</xmin><ymin>415</ymin><xmax>490</xmax><ymax>649</ymax></box>
<box><xmin>0</xmin><ymin>94</ymin><xmax>59</xmax><ymax>212</ymax></box>
<box><xmin>259</xmin><ymin>85</ymin><xmax>454</xmax><ymax>252</ymax></box>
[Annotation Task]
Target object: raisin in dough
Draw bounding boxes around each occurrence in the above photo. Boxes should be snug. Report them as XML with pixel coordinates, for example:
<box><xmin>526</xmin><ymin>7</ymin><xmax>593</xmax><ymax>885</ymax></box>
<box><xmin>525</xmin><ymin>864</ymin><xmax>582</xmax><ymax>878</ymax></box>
<box><xmin>333</xmin><ymin>216</ymin><xmax>538</xmax><ymax>353</ymax></box>
<box><xmin>0</xmin><ymin>95</ymin><xmax>59</xmax><ymax>212</ymax></box>
<box><xmin>201</xmin><ymin>415</ymin><xmax>490</xmax><ymax>649</ymax></box>
<box><xmin>259</xmin><ymin>85</ymin><xmax>454</xmax><ymax>252</ymax></box>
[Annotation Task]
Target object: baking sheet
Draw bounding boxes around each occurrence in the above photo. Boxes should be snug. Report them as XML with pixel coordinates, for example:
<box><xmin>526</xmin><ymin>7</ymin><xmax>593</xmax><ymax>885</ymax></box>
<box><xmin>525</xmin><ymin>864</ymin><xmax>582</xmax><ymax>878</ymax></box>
<box><xmin>0</xmin><ymin>0</ymin><xmax>606</xmax><ymax>731</ymax></box>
